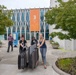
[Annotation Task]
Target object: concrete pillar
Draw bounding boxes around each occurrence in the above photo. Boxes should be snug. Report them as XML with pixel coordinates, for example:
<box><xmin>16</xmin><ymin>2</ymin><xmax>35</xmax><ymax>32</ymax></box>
<box><xmin>20</xmin><ymin>10</ymin><xmax>22</xmax><ymax>22</ymax></box>
<box><xmin>34</xmin><ymin>32</ymin><xmax>36</xmax><ymax>38</ymax></box>
<box><xmin>44</xmin><ymin>8</ymin><xmax>46</xmax><ymax>39</ymax></box>
<box><xmin>49</xmin><ymin>25</ymin><xmax>50</xmax><ymax>40</ymax></box>
<box><xmin>3</xmin><ymin>35</ymin><xmax>4</xmax><ymax>40</ymax></box>
<box><xmin>25</xmin><ymin>10</ymin><xmax>26</xmax><ymax>40</ymax></box>
<box><xmin>25</xmin><ymin>27</ymin><xmax>26</xmax><ymax>40</ymax></box>
<box><xmin>20</xmin><ymin>26</ymin><xmax>22</xmax><ymax>37</ymax></box>
<box><xmin>11</xmin><ymin>27</ymin><xmax>13</xmax><ymax>35</ymax></box>
<box><xmin>6</xmin><ymin>27</ymin><xmax>8</xmax><ymax>40</ymax></box>
<box><xmin>30</xmin><ymin>31</ymin><xmax>31</xmax><ymax>45</ymax></box>
<box><xmin>15</xmin><ymin>11</ymin><xmax>17</xmax><ymax>22</ymax></box>
<box><xmin>15</xmin><ymin>11</ymin><xmax>17</xmax><ymax>28</ymax></box>
<box><xmin>20</xmin><ymin>9</ymin><xmax>22</xmax><ymax>28</ymax></box>
<box><xmin>72</xmin><ymin>39</ymin><xmax>74</xmax><ymax>51</ymax></box>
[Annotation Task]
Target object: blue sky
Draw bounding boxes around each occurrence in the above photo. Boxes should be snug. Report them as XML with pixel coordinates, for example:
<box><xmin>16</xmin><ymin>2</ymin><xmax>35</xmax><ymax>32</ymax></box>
<box><xmin>0</xmin><ymin>0</ymin><xmax>50</xmax><ymax>9</ymax></box>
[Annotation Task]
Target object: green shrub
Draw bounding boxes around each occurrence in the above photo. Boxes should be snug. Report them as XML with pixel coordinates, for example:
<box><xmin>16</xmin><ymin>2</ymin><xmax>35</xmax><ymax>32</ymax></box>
<box><xmin>52</xmin><ymin>42</ymin><xmax>59</xmax><ymax>45</ymax></box>
<box><xmin>0</xmin><ymin>41</ymin><xmax>2</xmax><ymax>44</ymax></box>
<box><xmin>56</xmin><ymin>58</ymin><xmax>76</xmax><ymax>75</ymax></box>
<box><xmin>50</xmin><ymin>40</ymin><xmax>54</xmax><ymax>44</ymax></box>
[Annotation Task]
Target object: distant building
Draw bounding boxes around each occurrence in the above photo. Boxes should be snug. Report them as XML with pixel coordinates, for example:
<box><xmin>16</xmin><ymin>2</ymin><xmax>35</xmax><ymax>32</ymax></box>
<box><xmin>4</xmin><ymin>8</ymin><xmax>49</xmax><ymax>40</ymax></box>
<box><xmin>50</xmin><ymin>0</ymin><xmax>59</xmax><ymax>8</ymax></box>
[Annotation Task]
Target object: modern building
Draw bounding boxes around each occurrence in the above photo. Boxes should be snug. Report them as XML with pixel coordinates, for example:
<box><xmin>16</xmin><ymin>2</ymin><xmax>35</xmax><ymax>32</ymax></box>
<box><xmin>4</xmin><ymin>8</ymin><xmax>49</xmax><ymax>40</ymax></box>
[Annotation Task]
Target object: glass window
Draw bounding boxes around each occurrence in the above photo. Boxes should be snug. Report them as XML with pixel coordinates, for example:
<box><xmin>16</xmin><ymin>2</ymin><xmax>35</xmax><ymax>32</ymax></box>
<box><xmin>13</xmin><ymin>27</ymin><xmax>16</xmax><ymax>32</ymax></box>
<box><xmin>40</xmin><ymin>22</ymin><xmax>44</xmax><ymax>32</ymax></box>
<box><xmin>17</xmin><ymin>27</ymin><xmax>20</xmax><ymax>32</ymax></box>
<box><xmin>45</xmin><ymin>23</ymin><xmax>49</xmax><ymax>32</ymax></box>
<box><xmin>8</xmin><ymin>27</ymin><xmax>11</xmax><ymax>33</ymax></box>
<box><xmin>12</xmin><ymin>13</ymin><xmax>15</xmax><ymax>21</ymax></box>
<box><xmin>22</xmin><ymin>27</ymin><xmax>25</xmax><ymax>32</ymax></box>
<box><xmin>45</xmin><ymin>23</ymin><xmax>49</xmax><ymax>40</ymax></box>
<box><xmin>45</xmin><ymin>9</ymin><xmax>49</xmax><ymax>13</ymax></box>
<box><xmin>18</xmin><ymin>32</ymin><xmax>20</xmax><ymax>40</ymax></box>
<box><xmin>26</xmin><ymin>25</ymin><xmax>29</xmax><ymax>32</ymax></box>
<box><xmin>17</xmin><ymin>12</ymin><xmax>19</xmax><ymax>21</ymax></box>
<box><xmin>26</xmin><ymin>10</ymin><xmax>30</xmax><ymax>22</ymax></box>
<box><xmin>4</xmin><ymin>34</ymin><xmax>7</xmax><ymax>40</ymax></box>
<box><xmin>26</xmin><ymin>32</ymin><xmax>30</xmax><ymax>40</ymax></box>
<box><xmin>40</xmin><ymin>9</ymin><xmax>44</xmax><ymax>22</ymax></box>
<box><xmin>21</xmin><ymin>27</ymin><xmax>25</xmax><ymax>37</ymax></box>
<box><xmin>21</xmin><ymin>12</ymin><xmax>24</xmax><ymax>22</ymax></box>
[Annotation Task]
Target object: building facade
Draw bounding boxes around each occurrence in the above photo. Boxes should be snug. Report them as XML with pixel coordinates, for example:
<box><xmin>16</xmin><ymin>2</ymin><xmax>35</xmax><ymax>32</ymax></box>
<box><xmin>4</xmin><ymin>8</ymin><xmax>49</xmax><ymax>40</ymax></box>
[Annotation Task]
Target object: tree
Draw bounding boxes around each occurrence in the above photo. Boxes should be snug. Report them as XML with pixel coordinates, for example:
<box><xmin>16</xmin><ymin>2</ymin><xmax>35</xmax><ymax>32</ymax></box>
<box><xmin>0</xmin><ymin>5</ymin><xmax>13</xmax><ymax>35</ymax></box>
<box><xmin>45</xmin><ymin>0</ymin><xmax>76</xmax><ymax>40</ymax></box>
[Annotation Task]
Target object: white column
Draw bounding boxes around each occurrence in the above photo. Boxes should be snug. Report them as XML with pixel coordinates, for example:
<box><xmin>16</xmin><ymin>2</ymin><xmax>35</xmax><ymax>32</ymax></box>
<box><xmin>34</xmin><ymin>31</ymin><xmax>36</xmax><ymax>38</ymax></box>
<box><xmin>15</xmin><ymin>11</ymin><xmax>17</xmax><ymax>22</ymax></box>
<box><xmin>44</xmin><ymin>8</ymin><xmax>46</xmax><ymax>39</ymax></box>
<box><xmin>72</xmin><ymin>39</ymin><xmax>74</xmax><ymax>51</ymax></box>
<box><xmin>49</xmin><ymin>24</ymin><xmax>50</xmax><ymax>40</ymax></box>
<box><xmin>6</xmin><ymin>27</ymin><xmax>8</xmax><ymax>40</ymax></box>
<box><xmin>20</xmin><ymin>26</ymin><xmax>22</xmax><ymax>37</ymax></box>
<box><xmin>15</xmin><ymin>11</ymin><xmax>17</xmax><ymax>31</ymax></box>
<box><xmin>20</xmin><ymin>10</ymin><xmax>22</xmax><ymax>24</ymax></box>
<box><xmin>11</xmin><ymin>27</ymin><xmax>13</xmax><ymax>35</ymax></box>
<box><xmin>16</xmin><ymin>26</ymin><xmax>17</xmax><ymax>32</ymax></box>
<box><xmin>25</xmin><ymin>10</ymin><xmax>26</xmax><ymax>40</ymax></box>
<box><xmin>30</xmin><ymin>31</ymin><xmax>31</xmax><ymax>45</ymax></box>
<box><xmin>3</xmin><ymin>35</ymin><xmax>4</xmax><ymax>40</ymax></box>
<box><xmin>29</xmin><ymin>9</ymin><xmax>31</xmax><ymax>44</ymax></box>
<box><xmin>25</xmin><ymin>27</ymin><xmax>26</xmax><ymax>40</ymax></box>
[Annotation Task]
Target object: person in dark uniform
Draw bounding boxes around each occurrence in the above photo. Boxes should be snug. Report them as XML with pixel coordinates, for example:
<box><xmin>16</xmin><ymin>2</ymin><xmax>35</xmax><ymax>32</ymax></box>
<box><xmin>19</xmin><ymin>35</ymin><xmax>27</xmax><ymax>53</ymax></box>
<box><xmin>7</xmin><ymin>33</ymin><xmax>14</xmax><ymax>52</ymax></box>
<box><xmin>31</xmin><ymin>37</ymin><xmax>38</xmax><ymax>45</ymax></box>
<box><xmin>19</xmin><ymin>35</ymin><xmax>28</xmax><ymax>68</ymax></box>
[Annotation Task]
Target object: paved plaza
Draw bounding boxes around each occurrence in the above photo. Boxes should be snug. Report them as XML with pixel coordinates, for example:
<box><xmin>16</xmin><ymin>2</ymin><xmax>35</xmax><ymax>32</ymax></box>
<box><xmin>0</xmin><ymin>41</ymin><xmax>76</xmax><ymax>75</ymax></box>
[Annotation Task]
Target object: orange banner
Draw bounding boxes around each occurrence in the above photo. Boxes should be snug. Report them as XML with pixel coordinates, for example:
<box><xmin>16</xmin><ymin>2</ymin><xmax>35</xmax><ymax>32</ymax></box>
<box><xmin>30</xmin><ymin>9</ymin><xmax>40</xmax><ymax>32</ymax></box>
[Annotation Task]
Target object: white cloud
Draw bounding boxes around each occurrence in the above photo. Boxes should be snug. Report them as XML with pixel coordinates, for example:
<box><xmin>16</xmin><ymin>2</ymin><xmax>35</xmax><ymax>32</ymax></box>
<box><xmin>0</xmin><ymin>0</ymin><xmax>50</xmax><ymax>9</ymax></box>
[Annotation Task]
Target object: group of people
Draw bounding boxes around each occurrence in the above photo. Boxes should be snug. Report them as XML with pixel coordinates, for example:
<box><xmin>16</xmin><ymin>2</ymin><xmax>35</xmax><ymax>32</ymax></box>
<box><xmin>7</xmin><ymin>33</ymin><xmax>47</xmax><ymax>69</ymax></box>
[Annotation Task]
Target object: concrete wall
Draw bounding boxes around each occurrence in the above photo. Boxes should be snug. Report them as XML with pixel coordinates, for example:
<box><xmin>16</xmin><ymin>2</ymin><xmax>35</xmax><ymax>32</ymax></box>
<box><xmin>49</xmin><ymin>25</ymin><xmax>76</xmax><ymax>51</ymax></box>
<box><xmin>0</xmin><ymin>35</ymin><xmax>4</xmax><ymax>40</ymax></box>
<box><xmin>65</xmin><ymin>40</ymin><xmax>72</xmax><ymax>50</ymax></box>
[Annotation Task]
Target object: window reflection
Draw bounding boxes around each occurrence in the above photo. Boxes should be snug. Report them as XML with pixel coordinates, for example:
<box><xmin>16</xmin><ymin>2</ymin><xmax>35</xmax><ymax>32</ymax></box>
<box><xmin>12</xmin><ymin>13</ymin><xmax>15</xmax><ymax>21</ymax></box>
<box><xmin>17</xmin><ymin>12</ymin><xmax>20</xmax><ymax>22</ymax></box>
<box><xmin>40</xmin><ymin>9</ymin><xmax>44</xmax><ymax>22</ymax></box>
<box><xmin>13</xmin><ymin>27</ymin><xmax>15</xmax><ymax>32</ymax></box>
<box><xmin>21</xmin><ymin>12</ymin><xmax>24</xmax><ymax>22</ymax></box>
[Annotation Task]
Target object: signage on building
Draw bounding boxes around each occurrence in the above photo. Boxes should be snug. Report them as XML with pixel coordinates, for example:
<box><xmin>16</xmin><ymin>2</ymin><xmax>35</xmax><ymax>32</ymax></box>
<box><xmin>30</xmin><ymin>9</ymin><xmax>40</xmax><ymax>31</ymax></box>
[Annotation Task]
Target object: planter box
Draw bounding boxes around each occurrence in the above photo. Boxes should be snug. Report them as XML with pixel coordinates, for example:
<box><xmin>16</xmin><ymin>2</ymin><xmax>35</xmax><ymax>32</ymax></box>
<box><xmin>52</xmin><ymin>59</ymin><xmax>70</xmax><ymax>75</ymax></box>
<box><xmin>52</xmin><ymin>44</ymin><xmax>59</xmax><ymax>49</ymax></box>
<box><xmin>0</xmin><ymin>44</ymin><xmax>2</xmax><ymax>48</ymax></box>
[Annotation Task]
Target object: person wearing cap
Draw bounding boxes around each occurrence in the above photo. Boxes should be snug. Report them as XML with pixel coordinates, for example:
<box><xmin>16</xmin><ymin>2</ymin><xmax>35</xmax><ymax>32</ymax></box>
<box><xmin>31</xmin><ymin>36</ymin><xmax>38</xmax><ymax>45</ymax></box>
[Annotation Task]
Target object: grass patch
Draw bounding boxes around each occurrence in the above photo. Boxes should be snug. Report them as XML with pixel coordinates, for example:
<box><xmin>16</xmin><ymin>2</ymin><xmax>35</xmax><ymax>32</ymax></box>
<box><xmin>56</xmin><ymin>57</ymin><xmax>76</xmax><ymax>75</ymax></box>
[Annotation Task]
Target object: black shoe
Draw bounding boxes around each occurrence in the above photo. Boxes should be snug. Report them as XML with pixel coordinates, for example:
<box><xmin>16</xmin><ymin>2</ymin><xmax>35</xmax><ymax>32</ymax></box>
<box><xmin>26</xmin><ymin>63</ymin><xmax>28</xmax><ymax>68</ymax></box>
<box><xmin>7</xmin><ymin>51</ymin><xmax>9</xmax><ymax>53</ymax></box>
<box><xmin>11</xmin><ymin>50</ymin><xmax>13</xmax><ymax>52</ymax></box>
